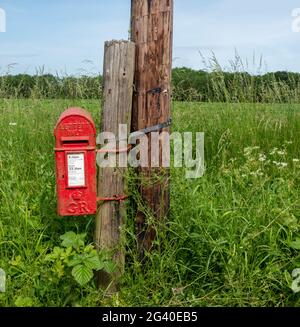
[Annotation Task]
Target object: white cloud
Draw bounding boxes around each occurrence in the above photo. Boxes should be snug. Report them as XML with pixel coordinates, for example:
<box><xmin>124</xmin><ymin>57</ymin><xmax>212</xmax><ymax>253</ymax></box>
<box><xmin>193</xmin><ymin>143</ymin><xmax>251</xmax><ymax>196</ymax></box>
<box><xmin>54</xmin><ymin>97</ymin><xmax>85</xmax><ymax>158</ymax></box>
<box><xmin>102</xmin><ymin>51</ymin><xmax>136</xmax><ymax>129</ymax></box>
<box><xmin>173</xmin><ymin>0</ymin><xmax>300</xmax><ymax>72</ymax></box>
<box><xmin>1</xmin><ymin>0</ymin><xmax>300</xmax><ymax>73</ymax></box>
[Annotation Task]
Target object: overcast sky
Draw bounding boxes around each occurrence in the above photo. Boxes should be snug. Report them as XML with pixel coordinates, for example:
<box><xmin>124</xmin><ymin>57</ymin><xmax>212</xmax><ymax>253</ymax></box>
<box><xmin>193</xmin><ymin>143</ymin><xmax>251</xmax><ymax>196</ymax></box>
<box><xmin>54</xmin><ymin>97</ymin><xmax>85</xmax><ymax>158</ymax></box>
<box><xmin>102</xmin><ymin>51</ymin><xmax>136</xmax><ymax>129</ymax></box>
<box><xmin>0</xmin><ymin>0</ymin><xmax>300</xmax><ymax>75</ymax></box>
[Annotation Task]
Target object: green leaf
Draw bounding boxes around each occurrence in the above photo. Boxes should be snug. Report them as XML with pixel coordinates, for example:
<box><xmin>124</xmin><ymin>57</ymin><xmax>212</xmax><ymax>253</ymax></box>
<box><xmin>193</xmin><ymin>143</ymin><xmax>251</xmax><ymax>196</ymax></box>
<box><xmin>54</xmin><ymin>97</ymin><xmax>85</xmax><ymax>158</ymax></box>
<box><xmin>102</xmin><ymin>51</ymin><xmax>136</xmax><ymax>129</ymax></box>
<box><xmin>45</xmin><ymin>247</ymin><xmax>64</xmax><ymax>261</ymax></box>
<box><xmin>84</xmin><ymin>244</ymin><xmax>96</xmax><ymax>254</ymax></box>
<box><xmin>60</xmin><ymin>232</ymin><xmax>77</xmax><ymax>247</ymax></box>
<box><xmin>288</xmin><ymin>238</ymin><xmax>300</xmax><ymax>250</ymax></box>
<box><xmin>15</xmin><ymin>296</ymin><xmax>34</xmax><ymax>307</ymax></box>
<box><xmin>83</xmin><ymin>254</ymin><xmax>103</xmax><ymax>271</ymax></box>
<box><xmin>60</xmin><ymin>232</ymin><xmax>86</xmax><ymax>249</ymax></box>
<box><xmin>71</xmin><ymin>264</ymin><xmax>93</xmax><ymax>286</ymax></box>
<box><xmin>284</xmin><ymin>270</ymin><xmax>292</xmax><ymax>286</ymax></box>
<box><xmin>67</xmin><ymin>255</ymin><xmax>84</xmax><ymax>267</ymax></box>
<box><xmin>102</xmin><ymin>261</ymin><xmax>116</xmax><ymax>274</ymax></box>
<box><xmin>65</xmin><ymin>246</ymin><xmax>74</xmax><ymax>256</ymax></box>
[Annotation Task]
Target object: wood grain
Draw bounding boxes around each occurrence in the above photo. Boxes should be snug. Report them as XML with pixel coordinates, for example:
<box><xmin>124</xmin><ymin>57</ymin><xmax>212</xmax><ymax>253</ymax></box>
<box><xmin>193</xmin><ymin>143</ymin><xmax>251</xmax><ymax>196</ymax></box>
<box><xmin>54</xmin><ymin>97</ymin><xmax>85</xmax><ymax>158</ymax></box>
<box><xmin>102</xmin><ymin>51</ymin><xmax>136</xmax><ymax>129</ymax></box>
<box><xmin>95</xmin><ymin>40</ymin><xmax>135</xmax><ymax>291</ymax></box>
<box><xmin>131</xmin><ymin>0</ymin><xmax>174</xmax><ymax>257</ymax></box>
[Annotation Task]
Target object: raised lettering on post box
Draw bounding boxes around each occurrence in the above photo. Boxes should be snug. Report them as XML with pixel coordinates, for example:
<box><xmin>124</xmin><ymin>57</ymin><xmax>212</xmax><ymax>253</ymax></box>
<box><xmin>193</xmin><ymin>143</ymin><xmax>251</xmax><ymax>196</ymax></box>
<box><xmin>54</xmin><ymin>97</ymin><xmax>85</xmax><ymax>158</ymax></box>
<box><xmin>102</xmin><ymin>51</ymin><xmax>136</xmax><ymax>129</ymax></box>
<box><xmin>54</xmin><ymin>108</ymin><xmax>97</xmax><ymax>216</ymax></box>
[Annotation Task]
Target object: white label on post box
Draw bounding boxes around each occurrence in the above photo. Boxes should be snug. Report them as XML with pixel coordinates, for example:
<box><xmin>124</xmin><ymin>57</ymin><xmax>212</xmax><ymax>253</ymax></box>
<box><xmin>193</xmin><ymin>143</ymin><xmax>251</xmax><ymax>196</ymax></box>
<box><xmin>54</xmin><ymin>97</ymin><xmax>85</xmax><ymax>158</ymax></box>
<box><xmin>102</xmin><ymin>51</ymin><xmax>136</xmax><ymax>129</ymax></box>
<box><xmin>67</xmin><ymin>153</ymin><xmax>85</xmax><ymax>187</ymax></box>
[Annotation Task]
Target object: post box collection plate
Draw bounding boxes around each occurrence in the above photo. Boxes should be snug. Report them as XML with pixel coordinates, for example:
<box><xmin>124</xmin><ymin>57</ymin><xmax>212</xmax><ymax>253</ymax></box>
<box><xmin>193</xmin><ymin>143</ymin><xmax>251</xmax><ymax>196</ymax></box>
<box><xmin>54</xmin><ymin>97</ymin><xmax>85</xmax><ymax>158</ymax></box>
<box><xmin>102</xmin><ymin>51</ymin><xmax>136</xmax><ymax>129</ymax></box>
<box><xmin>67</xmin><ymin>153</ymin><xmax>86</xmax><ymax>187</ymax></box>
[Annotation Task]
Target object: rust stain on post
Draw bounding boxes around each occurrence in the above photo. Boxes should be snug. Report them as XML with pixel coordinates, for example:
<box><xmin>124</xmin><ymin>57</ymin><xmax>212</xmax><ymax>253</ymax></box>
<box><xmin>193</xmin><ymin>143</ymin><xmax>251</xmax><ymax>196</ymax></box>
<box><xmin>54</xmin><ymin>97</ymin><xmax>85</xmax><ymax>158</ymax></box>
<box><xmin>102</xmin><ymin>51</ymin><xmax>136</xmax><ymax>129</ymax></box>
<box><xmin>131</xmin><ymin>0</ymin><xmax>174</xmax><ymax>257</ymax></box>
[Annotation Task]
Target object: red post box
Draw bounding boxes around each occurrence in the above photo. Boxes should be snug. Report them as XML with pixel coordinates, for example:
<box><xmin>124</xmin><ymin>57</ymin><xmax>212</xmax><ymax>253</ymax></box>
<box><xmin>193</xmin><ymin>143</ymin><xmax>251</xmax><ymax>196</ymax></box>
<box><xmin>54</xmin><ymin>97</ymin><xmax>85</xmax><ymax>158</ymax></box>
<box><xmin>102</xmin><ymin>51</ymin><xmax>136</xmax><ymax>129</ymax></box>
<box><xmin>54</xmin><ymin>108</ymin><xmax>97</xmax><ymax>216</ymax></box>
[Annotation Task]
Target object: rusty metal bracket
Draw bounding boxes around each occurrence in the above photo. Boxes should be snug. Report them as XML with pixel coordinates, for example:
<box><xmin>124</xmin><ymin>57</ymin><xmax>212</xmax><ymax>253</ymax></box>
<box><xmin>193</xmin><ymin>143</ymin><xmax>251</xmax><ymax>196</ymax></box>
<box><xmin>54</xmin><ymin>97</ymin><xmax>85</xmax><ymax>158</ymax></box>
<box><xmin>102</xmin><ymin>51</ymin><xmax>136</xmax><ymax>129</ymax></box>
<box><xmin>129</xmin><ymin>118</ymin><xmax>172</xmax><ymax>140</ymax></box>
<box><xmin>97</xmin><ymin>195</ymin><xmax>128</xmax><ymax>203</ymax></box>
<box><xmin>96</xmin><ymin>144</ymin><xmax>132</xmax><ymax>154</ymax></box>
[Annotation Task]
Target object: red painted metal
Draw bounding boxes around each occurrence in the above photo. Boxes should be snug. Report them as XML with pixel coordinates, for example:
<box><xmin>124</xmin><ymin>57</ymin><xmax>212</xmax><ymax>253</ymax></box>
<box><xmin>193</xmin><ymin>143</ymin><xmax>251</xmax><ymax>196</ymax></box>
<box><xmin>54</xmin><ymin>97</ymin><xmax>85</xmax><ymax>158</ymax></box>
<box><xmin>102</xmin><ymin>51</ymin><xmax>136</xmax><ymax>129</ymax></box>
<box><xmin>54</xmin><ymin>107</ymin><xmax>97</xmax><ymax>216</ymax></box>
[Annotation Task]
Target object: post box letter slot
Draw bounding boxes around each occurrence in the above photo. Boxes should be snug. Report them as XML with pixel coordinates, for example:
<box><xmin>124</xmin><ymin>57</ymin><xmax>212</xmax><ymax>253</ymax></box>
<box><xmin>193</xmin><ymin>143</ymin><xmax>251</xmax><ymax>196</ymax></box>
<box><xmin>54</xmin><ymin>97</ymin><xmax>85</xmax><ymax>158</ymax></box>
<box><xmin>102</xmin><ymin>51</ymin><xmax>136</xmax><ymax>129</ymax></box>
<box><xmin>61</xmin><ymin>137</ymin><xmax>89</xmax><ymax>146</ymax></box>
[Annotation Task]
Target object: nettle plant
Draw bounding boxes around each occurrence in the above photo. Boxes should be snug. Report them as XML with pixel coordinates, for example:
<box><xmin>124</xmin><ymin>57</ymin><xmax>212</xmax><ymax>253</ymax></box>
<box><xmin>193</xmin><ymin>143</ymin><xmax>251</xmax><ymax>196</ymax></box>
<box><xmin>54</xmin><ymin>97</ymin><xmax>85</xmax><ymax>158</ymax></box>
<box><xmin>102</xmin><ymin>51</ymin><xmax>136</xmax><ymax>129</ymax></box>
<box><xmin>45</xmin><ymin>232</ymin><xmax>115</xmax><ymax>286</ymax></box>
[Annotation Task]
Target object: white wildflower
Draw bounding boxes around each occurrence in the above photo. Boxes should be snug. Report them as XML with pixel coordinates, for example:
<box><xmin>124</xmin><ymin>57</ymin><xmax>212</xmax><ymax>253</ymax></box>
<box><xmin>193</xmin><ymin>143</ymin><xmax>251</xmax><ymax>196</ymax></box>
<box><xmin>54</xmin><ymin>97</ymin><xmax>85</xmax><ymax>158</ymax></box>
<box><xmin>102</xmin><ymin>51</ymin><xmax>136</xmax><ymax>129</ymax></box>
<box><xmin>279</xmin><ymin>162</ymin><xmax>288</xmax><ymax>168</ymax></box>
<box><xmin>270</xmin><ymin>148</ymin><xmax>278</xmax><ymax>155</ymax></box>
<box><xmin>250</xmin><ymin>169</ymin><xmax>263</xmax><ymax>177</ymax></box>
<box><xmin>9</xmin><ymin>122</ymin><xmax>17</xmax><ymax>126</ymax></box>
<box><xmin>244</xmin><ymin>147</ymin><xmax>252</xmax><ymax>156</ymax></box>
<box><xmin>259</xmin><ymin>154</ymin><xmax>267</xmax><ymax>162</ymax></box>
<box><xmin>273</xmin><ymin>161</ymin><xmax>288</xmax><ymax>168</ymax></box>
<box><xmin>244</xmin><ymin>146</ymin><xmax>260</xmax><ymax>156</ymax></box>
<box><xmin>277</xmin><ymin>150</ymin><xmax>286</xmax><ymax>156</ymax></box>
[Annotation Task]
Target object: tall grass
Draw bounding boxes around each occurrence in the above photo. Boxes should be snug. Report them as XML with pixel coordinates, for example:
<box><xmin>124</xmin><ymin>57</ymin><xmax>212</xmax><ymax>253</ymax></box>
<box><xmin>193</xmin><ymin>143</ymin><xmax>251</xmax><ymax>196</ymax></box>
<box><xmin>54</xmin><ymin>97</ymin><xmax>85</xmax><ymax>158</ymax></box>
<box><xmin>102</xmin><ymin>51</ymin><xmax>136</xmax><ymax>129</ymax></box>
<box><xmin>2</xmin><ymin>54</ymin><xmax>300</xmax><ymax>103</ymax></box>
<box><xmin>0</xmin><ymin>65</ymin><xmax>102</xmax><ymax>99</ymax></box>
<box><xmin>0</xmin><ymin>56</ymin><xmax>300</xmax><ymax>306</ymax></box>
<box><xmin>172</xmin><ymin>54</ymin><xmax>300</xmax><ymax>103</ymax></box>
<box><xmin>0</xmin><ymin>98</ymin><xmax>299</xmax><ymax>307</ymax></box>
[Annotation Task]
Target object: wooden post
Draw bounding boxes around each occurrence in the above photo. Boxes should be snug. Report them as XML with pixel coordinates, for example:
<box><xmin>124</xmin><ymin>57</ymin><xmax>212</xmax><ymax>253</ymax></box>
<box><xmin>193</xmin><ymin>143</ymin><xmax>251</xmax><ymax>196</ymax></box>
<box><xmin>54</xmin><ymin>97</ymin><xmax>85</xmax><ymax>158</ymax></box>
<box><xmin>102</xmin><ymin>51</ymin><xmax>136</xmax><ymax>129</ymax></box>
<box><xmin>131</xmin><ymin>0</ymin><xmax>174</xmax><ymax>257</ymax></box>
<box><xmin>95</xmin><ymin>40</ymin><xmax>135</xmax><ymax>291</ymax></box>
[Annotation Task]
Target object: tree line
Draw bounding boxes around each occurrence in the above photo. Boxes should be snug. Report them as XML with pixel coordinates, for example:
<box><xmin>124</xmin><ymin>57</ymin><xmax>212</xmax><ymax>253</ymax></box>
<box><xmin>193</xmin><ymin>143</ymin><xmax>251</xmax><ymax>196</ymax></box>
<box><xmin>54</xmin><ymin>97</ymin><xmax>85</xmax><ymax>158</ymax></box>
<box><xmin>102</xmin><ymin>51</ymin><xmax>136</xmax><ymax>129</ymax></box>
<box><xmin>1</xmin><ymin>68</ymin><xmax>300</xmax><ymax>102</ymax></box>
<box><xmin>0</xmin><ymin>74</ymin><xmax>102</xmax><ymax>99</ymax></box>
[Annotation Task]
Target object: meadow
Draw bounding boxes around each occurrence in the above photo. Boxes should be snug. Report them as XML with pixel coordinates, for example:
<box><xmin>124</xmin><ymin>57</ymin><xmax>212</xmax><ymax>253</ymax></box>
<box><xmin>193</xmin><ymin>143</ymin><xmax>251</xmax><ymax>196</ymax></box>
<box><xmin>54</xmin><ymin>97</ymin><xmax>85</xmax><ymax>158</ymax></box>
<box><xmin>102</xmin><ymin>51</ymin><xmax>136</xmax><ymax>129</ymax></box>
<box><xmin>0</xmin><ymin>98</ymin><xmax>300</xmax><ymax>307</ymax></box>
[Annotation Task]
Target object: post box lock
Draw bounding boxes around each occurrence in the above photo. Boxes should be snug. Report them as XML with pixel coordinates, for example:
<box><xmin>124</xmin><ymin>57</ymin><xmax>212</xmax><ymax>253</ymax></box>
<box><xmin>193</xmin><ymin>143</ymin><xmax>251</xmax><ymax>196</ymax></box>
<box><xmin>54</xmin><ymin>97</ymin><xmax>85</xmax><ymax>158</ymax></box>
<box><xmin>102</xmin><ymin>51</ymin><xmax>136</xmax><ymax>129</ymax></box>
<box><xmin>54</xmin><ymin>108</ymin><xmax>97</xmax><ymax>216</ymax></box>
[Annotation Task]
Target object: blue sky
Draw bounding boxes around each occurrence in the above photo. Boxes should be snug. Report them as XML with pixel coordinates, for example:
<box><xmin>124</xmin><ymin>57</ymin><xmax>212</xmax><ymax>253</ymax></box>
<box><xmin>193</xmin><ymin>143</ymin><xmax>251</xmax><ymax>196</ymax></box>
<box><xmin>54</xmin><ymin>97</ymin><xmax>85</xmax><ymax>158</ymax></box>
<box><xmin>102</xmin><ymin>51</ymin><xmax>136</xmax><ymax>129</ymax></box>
<box><xmin>0</xmin><ymin>0</ymin><xmax>300</xmax><ymax>75</ymax></box>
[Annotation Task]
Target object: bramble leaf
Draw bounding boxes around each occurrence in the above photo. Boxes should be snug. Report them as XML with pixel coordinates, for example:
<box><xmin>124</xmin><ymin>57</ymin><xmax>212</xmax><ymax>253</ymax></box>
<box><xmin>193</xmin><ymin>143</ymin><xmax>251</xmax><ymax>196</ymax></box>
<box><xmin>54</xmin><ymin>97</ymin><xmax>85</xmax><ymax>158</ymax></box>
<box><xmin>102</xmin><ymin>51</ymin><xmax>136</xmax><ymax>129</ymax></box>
<box><xmin>102</xmin><ymin>261</ymin><xmax>116</xmax><ymax>274</ymax></box>
<box><xmin>67</xmin><ymin>255</ymin><xmax>84</xmax><ymax>267</ymax></box>
<box><xmin>289</xmin><ymin>238</ymin><xmax>300</xmax><ymax>250</ymax></box>
<box><xmin>60</xmin><ymin>232</ymin><xmax>86</xmax><ymax>249</ymax></box>
<box><xmin>83</xmin><ymin>254</ymin><xmax>103</xmax><ymax>271</ymax></box>
<box><xmin>71</xmin><ymin>264</ymin><xmax>93</xmax><ymax>286</ymax></box>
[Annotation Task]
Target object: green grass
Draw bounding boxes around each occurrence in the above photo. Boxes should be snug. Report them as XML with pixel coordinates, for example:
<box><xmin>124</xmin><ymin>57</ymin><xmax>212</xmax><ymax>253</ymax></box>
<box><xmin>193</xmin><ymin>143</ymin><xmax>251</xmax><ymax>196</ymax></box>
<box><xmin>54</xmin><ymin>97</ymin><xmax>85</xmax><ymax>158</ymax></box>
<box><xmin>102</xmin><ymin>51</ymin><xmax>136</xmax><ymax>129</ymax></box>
<box><xmin>0</xmin><ymin>98</ymin><xmax>300</xmax><ymax>307</ymax></box>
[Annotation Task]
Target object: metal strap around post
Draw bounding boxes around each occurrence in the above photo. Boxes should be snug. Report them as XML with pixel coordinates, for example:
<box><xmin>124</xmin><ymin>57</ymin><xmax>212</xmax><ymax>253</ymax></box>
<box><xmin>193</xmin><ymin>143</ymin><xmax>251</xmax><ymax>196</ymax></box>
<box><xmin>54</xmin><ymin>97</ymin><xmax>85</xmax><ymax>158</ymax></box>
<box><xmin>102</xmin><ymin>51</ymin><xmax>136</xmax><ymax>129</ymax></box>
<box><xmin>96</xmin><ymin>144</ymin><xmax>132</xmax><ymax>154</ymax></box>
<box><xmin>97</xmin><ymin>195</ymin><xmax>128</xmax><ymax>203</ymax></box>
<box><xmin>96</xmin><ymin>118</ymin><xmax>172</xmax><ymax>144</ymax></box>
<box><xmin>129</xmin><ymin>118</ymin><xmax>172</xmax><ymax>140</ymax></box>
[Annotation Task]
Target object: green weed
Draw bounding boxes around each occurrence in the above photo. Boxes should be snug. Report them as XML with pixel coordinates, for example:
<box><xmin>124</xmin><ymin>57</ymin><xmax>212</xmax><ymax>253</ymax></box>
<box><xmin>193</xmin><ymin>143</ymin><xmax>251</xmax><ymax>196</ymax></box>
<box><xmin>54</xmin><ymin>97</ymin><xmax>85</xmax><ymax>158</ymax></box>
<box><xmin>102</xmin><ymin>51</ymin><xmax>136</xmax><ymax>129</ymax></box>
<box><xmin>1</xmin><ymin>98</ymin><xmax>299</xmax><ymax>306</ymax></box>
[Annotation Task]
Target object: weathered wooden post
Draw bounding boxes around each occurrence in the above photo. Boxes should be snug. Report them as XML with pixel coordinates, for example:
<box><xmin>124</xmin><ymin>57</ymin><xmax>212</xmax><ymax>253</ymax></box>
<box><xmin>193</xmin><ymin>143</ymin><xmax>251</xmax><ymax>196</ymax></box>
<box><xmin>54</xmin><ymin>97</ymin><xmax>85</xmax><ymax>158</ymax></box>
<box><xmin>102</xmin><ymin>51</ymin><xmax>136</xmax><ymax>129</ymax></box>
<box><xmin>131</xmin><ymin>0</ymin><xmax>174</xmax><ymax>256</ymax></box>
<box><xmin>95</xmin><ymin>40</ymin><xmax>135</xmax><ymax>291</ymax></box>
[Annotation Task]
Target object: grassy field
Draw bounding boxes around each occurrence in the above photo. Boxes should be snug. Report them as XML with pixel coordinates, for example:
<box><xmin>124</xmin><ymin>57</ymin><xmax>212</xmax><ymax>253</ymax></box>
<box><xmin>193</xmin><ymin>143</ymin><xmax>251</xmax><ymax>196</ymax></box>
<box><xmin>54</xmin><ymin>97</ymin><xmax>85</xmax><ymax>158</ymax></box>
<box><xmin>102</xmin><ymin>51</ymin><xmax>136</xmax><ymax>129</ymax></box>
<box><xmin>0</xmin><ymin>98</ymin><xmax>300</xmax><ymax>307</ymax></box>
